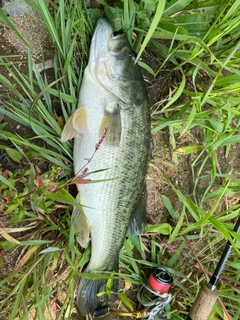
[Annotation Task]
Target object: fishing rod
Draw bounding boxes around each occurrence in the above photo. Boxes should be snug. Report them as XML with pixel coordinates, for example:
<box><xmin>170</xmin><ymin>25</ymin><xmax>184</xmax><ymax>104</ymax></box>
<box><xmin>187</xmin><ymin>216</ymin><xmax>240</xmax><ymax>320</ymax></box>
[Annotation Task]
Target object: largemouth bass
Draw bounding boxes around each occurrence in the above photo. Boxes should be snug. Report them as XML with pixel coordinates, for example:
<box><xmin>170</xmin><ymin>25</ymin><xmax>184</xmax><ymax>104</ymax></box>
<box><xmin>61</xmin><ymin>18</ymin><xmax>151</xmax><ymax>317</ymax></box>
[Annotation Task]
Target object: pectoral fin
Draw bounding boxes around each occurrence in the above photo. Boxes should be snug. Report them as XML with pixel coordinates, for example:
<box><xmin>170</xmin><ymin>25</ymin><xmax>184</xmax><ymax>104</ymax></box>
<box><xmin>61</xmin><ymin>107</ymin><xmax>88</xmax><ymax>142</ymax></box>
<box><xmin>72</xmin><ymin>194</ymin><xmax>91</xmax><ymax>248</ymax></box>
<box><xmin>128</xmin><ymin>185</ymin><xmax>148</xmax><ymax>235</ymax></box>
<box><xmin>61</xmin><ymin>113</ymin><xmax>76</xmax><ymax>141</ymax></box>
<box><xmin>73</xmin><ymin>107</ymin><xmax>88</xmax><ymax>134</ymax></box>
<box><xmin>99</xmin><ymin>106</ymin><xmax>121</xmax><ymax>146</ymax></box>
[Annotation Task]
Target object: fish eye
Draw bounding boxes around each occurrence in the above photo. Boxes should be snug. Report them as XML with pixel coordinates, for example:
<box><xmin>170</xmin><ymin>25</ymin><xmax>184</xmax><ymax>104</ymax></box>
<box><xmin>129</xmin><ymin>50</ymin><xmax>137</xmax><ymax>61</ymax></box>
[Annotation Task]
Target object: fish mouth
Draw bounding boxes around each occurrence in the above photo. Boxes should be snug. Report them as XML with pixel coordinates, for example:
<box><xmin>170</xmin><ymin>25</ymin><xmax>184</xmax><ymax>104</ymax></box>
<box><xmin>90</xmin><ymin>18</ymin><xmax>127</xmax><ymax>62</ymax></box>
<box><xmin>89</xmin><ymin>18</ymin><xmax>140</xmax><ymax>106</ymax></box>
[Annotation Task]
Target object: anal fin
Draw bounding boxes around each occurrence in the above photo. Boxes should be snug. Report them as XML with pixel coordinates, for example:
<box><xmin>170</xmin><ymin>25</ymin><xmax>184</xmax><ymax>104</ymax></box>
<box><xmin>72</xmin><ymin>193</ymin><xmax>91</xmax><ymax>248</ymax></box>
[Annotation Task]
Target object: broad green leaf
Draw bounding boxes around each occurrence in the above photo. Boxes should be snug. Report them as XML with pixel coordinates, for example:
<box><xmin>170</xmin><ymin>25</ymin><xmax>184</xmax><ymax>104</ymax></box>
<box><xmin>0</xmin><ymin>122</ymin><xmax>8</xmax><ymax>130</ymax></box>
<box><xmin>215</xmin><ymin>74</ymin><xmax>240</xmax><ymax>86</ymax></box>
<box><xmin>39</xmin><ymin>247</ymin><xmax>62</xmax><ymax>254</ymax></box>
<box><xmin>105</xmin><ymin>5</ymin><xmax>123</xmax><ymax>32</ymax></box>
<box><xmin>144</xmin><ymin>0</ymin><xmax>156</xmax><ymax>14</ymax></box>
<box><xmin>25</xmin><ymin>150</ymin><xmax>42</xmax><ymax>159</ymax></box>
<box><xmin>4</xmin><ymin>204</ymin><xmax>18</xmax><ymax>215</ymax></box>
<box><xmin>120</xmin><ymin>292</ymin><xmax>134</xmax><ymax>311</ymax></box>
<box><xmin>217</xmin><ymin>133</ymin><xmax>240</xmax><ymax>148</ymax></box>
<box><xmin>175</xmin><ymin>145</ymin><xmax>203</xmax><ymax>155</ymax></box>
<box><xmin>175</xmin><ymin>14</ymin><xmax>208</xmax><ymax>33</ymax></box>
<box><xmin>40</xmin><ymin>87</ymin><xmax>77</xmax><ymax>104</ymax></box>
<box><xmin>10</xmin><ymin>207</ymin><xmax>26</xmax><ymax>223</ymax></box>
<box><xmin>207</xmin><ymin>119</ymin><xmax>224</xmax><ymax>133</ymax></box>
<box><xmin>0</xmin><ymin>174</ymin><xmax>17</xmax><ymax>191</ymax></box>
<box><xmin>146</xmin><ymin>223</ymin><xmax>172</xmax><ymax>235</ymax></box>
<box><xmin>45</xmin><ymin>188</ymin><xmax>79</xmax><ymax>206</ymax></box>
<box><xmin>163</xmin><ymin>0</ymin><xmax>193</xmax><ymax>16</ymax></box>
<box><xmin>105</xmin><ymin>277</ymin><xmax>114</xmax><ymax>297</ymax></box>
<box><xmin>154</xmin><ymin>22</ymin><xmax>189</xmax><ymax>40</ymax></box>
<box><xmin>227</xmin><ymin>261</ymin><xmax>240</xmax><ymax>269</ymax></box>
<box><xmin>6</xmin><ymin>147</ymin><xmax>22</xmax><ymax>163</ymax></box>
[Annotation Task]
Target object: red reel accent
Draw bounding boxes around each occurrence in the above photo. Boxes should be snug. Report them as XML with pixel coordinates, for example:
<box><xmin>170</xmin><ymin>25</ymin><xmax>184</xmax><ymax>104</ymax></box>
<box><xmin>147</xmin><ymin>268</ymin><xmax>173</xmax><ymax>293</ymax></box>
<box><xmin>148</xmin><ymin>273</ymin><xmax>171</xmax><ymax>293</ymax></box>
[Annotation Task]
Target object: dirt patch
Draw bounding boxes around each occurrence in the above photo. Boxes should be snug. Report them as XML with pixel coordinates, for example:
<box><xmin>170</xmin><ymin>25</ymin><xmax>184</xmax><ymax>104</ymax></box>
<box><xmin>1</xmin><ymin>13</ymin><xmax>54</xmax><ymax>58</ymax></box>
<box><xmin>0</xmin><ymin>12</ymin><xmax>55</xmax><ymax>170</ymax></box>
<box><xmin>0</xmin><ymin>13</ymin><xmax>54</xmax><ymax>102</ymax></box>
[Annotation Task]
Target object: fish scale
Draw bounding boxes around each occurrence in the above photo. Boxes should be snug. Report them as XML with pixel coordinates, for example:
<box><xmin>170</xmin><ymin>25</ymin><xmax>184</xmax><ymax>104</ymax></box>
<box><xmin>61</xmin><ymin>18</ymin><xmax>151</xmax><ymax>317</ymax></box>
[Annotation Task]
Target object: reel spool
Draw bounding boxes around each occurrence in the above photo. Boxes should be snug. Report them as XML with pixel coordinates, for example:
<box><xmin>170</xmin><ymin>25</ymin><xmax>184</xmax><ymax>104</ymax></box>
<box><xmin>137</xmin><ymin>268</ymin><xmax>173</xmax><ymax>320</ymax></box>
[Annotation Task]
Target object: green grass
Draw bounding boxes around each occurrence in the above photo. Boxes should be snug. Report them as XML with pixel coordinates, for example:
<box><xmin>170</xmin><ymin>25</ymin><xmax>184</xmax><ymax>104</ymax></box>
<box><xmin>0</xmin><ymin>0</ymin><xmax>240</xmax><ymax>319</ymax></box>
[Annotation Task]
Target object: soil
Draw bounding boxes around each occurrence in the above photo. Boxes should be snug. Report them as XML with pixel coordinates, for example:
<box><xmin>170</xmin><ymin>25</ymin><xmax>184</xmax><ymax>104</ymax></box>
<box><xmin>1</xmin><ymin>8</ymin><xmax>240</xmax><ymax>320</ymax></box>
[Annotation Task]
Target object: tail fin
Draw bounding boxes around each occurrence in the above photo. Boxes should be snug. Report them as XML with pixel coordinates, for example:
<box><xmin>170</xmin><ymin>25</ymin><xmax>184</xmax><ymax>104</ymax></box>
<box><xmin>76</xmin><ymin>269</ymin><xmax>117</xmax><ymax>317</ymax></box>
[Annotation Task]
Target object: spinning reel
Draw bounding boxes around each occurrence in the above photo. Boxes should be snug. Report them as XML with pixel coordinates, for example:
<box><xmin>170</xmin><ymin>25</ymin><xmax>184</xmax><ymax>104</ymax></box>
<box><xmin>93</xmin><ymin>267</ymin><xmax>173</xmax><ymax>320</ymax></box>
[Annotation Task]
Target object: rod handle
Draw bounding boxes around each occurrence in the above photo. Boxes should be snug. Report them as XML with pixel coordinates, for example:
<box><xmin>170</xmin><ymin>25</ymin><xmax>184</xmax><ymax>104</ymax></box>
<box><xmin>188</xmin><ymin>284</ymin><xmax>218</xmax><ymax>320</ymax></box>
